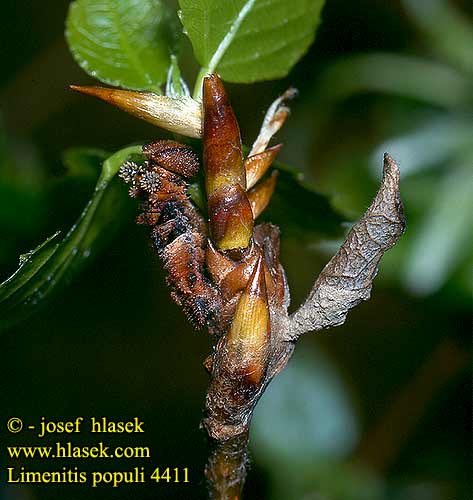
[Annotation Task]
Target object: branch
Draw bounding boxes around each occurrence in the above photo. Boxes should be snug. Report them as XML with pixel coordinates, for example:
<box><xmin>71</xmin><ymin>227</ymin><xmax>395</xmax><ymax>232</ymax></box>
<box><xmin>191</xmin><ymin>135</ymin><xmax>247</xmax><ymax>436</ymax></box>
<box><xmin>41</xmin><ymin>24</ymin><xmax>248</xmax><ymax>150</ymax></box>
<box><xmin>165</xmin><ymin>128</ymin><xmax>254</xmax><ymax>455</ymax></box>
<box><xmin>111</xmin><ymin>70</ymin><xmax>405</xmax><ymax>498</ymax></box>
<box><xmin>287</xmin><ymin>153</ymin><xmax>405</xmax><ymax>339</ymax></box>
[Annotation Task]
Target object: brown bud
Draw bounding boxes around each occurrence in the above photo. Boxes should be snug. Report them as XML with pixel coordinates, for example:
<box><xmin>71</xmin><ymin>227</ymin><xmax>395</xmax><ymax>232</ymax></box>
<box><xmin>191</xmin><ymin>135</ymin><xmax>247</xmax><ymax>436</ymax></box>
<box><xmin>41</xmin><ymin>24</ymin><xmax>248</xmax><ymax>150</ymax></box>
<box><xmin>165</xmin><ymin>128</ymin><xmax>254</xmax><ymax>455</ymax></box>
<box><xmin>143</xmin><ymin>140</ymin><xmax>200</xmax><ymax>178</ymax></box>
<box><xmin>245</xmin><ymin>144</ymin><xmax>282</xmax><ymax>189</ymax></box>
<box><xmin>247</xmin><ymin>171</ymin><xmax>278</xmax><ymax>219</ymax></box>
<box><xmin>203</xmin><ymin>74</ymin><xmax>246</xmax><ymax>195</ymax></box>
<box><xmin>70</xmin><ymin>85</ymin><xmax>202</xmax><ymax>138</ymax></box>
<box><xmin>208</xmin><ymin>184</ymin><xmax>254</xmax><ymax>251</ymax></box>
<box><xmin>219</xmin><ymin>247</ymin><xmax>260</xmax><ymax>300</ymax></box>
<box><xmin>205</xmin><ymin>239</ymin><xmax>237</xmax><ymax>285</ymax></box>
<box><xmin>261</xmin><ymin>258</ymin><xmax>285</xmax><ymax>308</ymax></box>
<box><xmin>226</xmin><ymin>257</ymin><xmax>271</xmax><ymax>385</ymax></box>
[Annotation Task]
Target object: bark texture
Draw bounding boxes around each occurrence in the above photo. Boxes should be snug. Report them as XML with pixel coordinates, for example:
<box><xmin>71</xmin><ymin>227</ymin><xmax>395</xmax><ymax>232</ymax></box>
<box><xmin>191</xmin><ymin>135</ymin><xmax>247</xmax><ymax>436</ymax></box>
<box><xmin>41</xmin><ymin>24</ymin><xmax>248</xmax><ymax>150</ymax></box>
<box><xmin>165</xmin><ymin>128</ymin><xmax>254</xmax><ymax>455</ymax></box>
<box><xmin>288</xmin><ymin>153</ymin><xmax>405</xmax><ymax>338</ymax></box>
<box><xmin>202</xmin><ymin>153</ymin><xmax>405</xmax><ymax>499</ymax></box>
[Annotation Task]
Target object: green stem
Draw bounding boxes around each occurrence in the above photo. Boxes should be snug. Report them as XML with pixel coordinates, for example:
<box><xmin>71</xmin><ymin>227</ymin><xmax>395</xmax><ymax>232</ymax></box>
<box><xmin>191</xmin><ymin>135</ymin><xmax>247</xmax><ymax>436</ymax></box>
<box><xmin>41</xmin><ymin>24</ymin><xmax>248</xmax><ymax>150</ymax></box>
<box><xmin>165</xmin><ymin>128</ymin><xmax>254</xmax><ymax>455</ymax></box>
<box><xmin>192</xmin><ymin>0</ymin><xmax>257</xmax><ymax>100</ymax></box>
<box><xmin>193</xmin><ymin>66</ymin><xmax>209</xmax><ymax>100</ymax></box>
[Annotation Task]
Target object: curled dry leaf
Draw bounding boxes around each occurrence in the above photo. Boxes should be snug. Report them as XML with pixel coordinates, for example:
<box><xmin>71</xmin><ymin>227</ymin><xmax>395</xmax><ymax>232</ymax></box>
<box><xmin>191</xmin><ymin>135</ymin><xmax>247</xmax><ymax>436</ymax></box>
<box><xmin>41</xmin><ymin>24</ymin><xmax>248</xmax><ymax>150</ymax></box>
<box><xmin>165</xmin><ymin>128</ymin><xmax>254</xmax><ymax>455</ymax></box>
<box><xmin>287</xmin><ymin>153</ymin><xmax>406</xmax><ymax>339</ymax></box>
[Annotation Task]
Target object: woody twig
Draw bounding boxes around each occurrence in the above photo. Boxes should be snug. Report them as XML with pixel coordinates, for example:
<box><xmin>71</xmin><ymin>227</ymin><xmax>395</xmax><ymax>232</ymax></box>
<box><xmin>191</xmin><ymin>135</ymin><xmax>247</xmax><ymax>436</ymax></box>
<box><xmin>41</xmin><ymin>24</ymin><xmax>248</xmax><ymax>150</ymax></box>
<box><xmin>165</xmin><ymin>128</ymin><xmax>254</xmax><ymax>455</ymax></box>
<box><xmin>72</xmin><ymin>74</ymin><xmax>405</xmax><ymax>500</ymax></box>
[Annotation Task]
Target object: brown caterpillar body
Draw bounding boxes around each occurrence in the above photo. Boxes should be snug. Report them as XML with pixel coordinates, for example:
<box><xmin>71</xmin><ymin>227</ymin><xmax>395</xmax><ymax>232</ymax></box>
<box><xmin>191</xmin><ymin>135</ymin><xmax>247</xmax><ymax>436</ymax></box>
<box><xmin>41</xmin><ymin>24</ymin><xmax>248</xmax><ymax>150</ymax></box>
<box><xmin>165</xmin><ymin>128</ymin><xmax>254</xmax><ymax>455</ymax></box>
<box><xmin>118</xmin><ymin>148</ymin><xmax>286</xmax><ymax>335</ymax></box>
<box><xmin>118</xmin><ymin>75</ymin><xmax>291</xmax><ymax>337</ymax></box>
<box><xmin>142</xmin><ymin>140</ymin><xmax>200</xmax><ymax>178</ymax></box>
<box><xmin>119</xmin><ymin>147</ymin><xmax>221</xmax><ymax>331</ymax></box>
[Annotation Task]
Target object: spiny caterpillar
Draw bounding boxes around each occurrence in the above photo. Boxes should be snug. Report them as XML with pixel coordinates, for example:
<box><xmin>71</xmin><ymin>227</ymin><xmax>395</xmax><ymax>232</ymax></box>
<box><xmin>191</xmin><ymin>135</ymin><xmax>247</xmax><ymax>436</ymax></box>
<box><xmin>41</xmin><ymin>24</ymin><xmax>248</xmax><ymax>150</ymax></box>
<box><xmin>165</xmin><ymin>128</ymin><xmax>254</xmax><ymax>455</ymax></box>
<box><xmin>118</xmin><ymin>75</ymin><xmax>293</xmax><ymax>339</ymax></box>
<box><xmin>119</xmin><ymin>140</ymin><xmax>222</xmax><ymax>330</ymax></box>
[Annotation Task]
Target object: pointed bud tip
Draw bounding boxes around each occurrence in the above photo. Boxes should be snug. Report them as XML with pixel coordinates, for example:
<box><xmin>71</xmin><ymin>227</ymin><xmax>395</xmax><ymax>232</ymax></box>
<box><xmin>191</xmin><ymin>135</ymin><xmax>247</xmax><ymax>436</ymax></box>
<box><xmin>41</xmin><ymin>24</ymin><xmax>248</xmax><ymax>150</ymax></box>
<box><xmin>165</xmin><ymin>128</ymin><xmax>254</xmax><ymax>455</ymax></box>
<box><xmin>203</xmin><ymin>74</ymin><xmax>230</xmax><ymax>111</ymax></box>
<box><xmin>70</xmin><ymin>85</ymin><xmax>202</xmax><ymax>138</ymax></box>
<box><xmin>69</xmin><ymin>85</ymin><xmax>109</xmax><ymax>98</ymax></box>
<box><xmin>286</xmin><ymin>87</ymin><xmax>298</xmax><ymax>99</ymax></box>
<box><xmin>382</xmin><ymin>152</ymin><xmax>401</xmax><ymax>186</ymax></box>
<box><xmin>203</xmin><ymin>73</ymin><xmax>225</xmax><ymax>93</ymax></box>
<box><xmin>247</xmin><ymin>171</ymin><xmax>278</xmax><ymax>219</ymax></box>
<box><xmin>245</xmin><ymin>144</ymin><xmax>282</xmax><ymax>189</ymax></box>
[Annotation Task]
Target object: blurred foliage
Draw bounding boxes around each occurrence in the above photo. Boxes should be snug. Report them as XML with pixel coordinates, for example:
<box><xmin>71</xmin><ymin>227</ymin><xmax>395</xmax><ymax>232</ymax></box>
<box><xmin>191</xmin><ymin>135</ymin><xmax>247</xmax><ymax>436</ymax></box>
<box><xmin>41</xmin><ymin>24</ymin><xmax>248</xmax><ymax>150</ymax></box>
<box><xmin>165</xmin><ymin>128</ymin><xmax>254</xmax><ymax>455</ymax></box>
<box><xmin>298</xmin><ymin>0</ymin><xmax>473</xmax><ymax>300</ymax></box>
<box><xmin>252</xmin><ymin>348</ymin><xmax>359</xmax><ymax>463</ymax></box>
<box><xmin>0</xmin><ymin>120</ymin><xmax>49</xmax><ymax>264</ymax></box>
<box><xmin>0</xmin><ymin>0</ymin><xmax>471</xmax><ymax>499</ymax></box>
<box><xmin>249</xmin><ymin>1</ymin><xmax>472</xmax><ymax>498</ymax></box>
<box><xmin>0</xmin><ymin>146</ymin><xmax>139</xmax><ymax>332</ymax></box>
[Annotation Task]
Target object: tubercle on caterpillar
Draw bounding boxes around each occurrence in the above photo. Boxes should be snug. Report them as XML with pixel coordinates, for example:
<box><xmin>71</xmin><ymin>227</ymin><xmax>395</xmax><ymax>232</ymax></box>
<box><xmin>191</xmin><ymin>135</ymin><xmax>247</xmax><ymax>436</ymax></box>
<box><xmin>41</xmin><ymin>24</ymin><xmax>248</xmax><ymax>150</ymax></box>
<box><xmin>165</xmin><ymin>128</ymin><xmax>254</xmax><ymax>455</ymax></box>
<box><xmin>119</xmin><ymin>155</ymin><xmax>222</xmax><ymax>331</ymax></box>
<box><xmin>118</xmin><ymin>74</ymin><xmax>292</xmax><ymax>337</ymax></box>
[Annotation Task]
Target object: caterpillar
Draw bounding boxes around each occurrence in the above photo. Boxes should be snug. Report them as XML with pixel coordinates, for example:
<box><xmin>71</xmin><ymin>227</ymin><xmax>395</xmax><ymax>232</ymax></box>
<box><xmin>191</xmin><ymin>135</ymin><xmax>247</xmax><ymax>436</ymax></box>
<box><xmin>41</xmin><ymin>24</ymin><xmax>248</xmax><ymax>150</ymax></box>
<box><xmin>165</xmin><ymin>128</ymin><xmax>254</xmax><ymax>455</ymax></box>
<box><xmin>118</xmin><ymin>75</ymin><xmax>293</xmax><ymax>338</ymax></box>
<box><xmin>119</xmin><ymin>140</ymin><xmax>222</xmax><ymax>331</ymax></box>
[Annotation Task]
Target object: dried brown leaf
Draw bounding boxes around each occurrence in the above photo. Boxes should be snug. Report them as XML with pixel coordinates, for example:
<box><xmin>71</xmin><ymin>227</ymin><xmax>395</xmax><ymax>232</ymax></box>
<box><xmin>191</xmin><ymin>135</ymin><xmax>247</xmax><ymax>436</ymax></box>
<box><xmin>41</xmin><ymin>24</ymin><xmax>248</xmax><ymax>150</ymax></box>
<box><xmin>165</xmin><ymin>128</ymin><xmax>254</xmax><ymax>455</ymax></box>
<box><xmin>287</xmin><ymin>153</ymin><xmax>405</xmax><ymax>339</ymax></box>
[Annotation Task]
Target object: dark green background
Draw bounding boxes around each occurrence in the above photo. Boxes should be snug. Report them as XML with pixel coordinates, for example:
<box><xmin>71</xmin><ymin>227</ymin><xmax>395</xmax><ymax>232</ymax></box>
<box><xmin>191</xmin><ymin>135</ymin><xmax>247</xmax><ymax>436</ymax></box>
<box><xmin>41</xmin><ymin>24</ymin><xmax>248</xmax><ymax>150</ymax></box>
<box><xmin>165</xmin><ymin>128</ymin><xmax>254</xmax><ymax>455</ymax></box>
<box><xmin>1</xmin><ymin>1</ymin><xmax>471</xmax><ymax>499</ymax></box>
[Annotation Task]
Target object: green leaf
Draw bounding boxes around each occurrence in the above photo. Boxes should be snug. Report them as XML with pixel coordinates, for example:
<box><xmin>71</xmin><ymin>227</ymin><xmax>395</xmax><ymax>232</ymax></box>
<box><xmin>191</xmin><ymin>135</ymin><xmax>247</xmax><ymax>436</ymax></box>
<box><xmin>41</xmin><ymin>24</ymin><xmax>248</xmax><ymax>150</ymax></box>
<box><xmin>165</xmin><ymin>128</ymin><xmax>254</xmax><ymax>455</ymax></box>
<box><xmin>0</xmin><ymin>146</ymin><xmax>142</xmax><ymax>332</ymax></box>
<box><xmin>62</xmin><ymin>147</ymin><xmax>109</xmax><ymax>178</ymax></box>
<box><xmin>165</xmin><ymin>54</ymin><xmax>190</xmax><ymax>97</ymax></box>
<box><xmin>178</xmin><ymin>0</ymin><xmax>325</xmax><ymax>94</ymax></box>
<box><xmin>315</xmin><ymin>53</ymin><xmax>472</xmax><ymax>110</ymax></box>
<box><xmin>66</xmin><ymin>0</ymin><xmax>176</xmax><ymax>91</ymax></box>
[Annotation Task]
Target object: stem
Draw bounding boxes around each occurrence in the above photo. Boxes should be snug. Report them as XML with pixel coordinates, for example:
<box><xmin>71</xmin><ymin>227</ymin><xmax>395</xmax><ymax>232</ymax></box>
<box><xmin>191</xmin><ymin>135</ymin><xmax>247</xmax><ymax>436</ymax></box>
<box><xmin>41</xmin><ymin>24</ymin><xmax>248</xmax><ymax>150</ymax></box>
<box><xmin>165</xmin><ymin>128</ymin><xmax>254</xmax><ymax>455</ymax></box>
<box><xmin>193</xmin><ymin>66</ymin><xmax>208</xmax><ymax>100</ymax></box>
<box><xmin>205</xmin><ymin>433</ymin><xmax>249</xmax><ymax>500</ymax></box>
<box><xmin>192</xmin><ymin>0</ymin><xmax>258</xmax><ymax>100</ymax></box>
<box><xmin>100</xmin><ymin>63</ymin><xmax>405</xmax><ymax>500</ymax></box>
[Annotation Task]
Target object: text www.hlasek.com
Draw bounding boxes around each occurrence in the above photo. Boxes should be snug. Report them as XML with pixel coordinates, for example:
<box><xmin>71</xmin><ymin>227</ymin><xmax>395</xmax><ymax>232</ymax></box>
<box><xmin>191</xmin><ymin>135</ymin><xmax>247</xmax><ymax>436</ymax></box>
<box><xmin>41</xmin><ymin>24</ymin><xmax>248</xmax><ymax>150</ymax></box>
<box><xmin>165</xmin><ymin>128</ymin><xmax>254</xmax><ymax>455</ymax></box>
<box><xmin>8</xmin><ymin>442</ymin><xmax>150</xmax><ymax>459</ymax></box>
<box><xmin>6</xmin><ymin>416</ymin><xmax>190</xmax><ymax>487</ymax></box>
